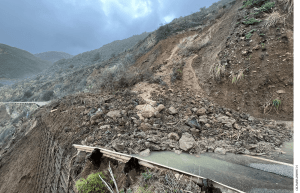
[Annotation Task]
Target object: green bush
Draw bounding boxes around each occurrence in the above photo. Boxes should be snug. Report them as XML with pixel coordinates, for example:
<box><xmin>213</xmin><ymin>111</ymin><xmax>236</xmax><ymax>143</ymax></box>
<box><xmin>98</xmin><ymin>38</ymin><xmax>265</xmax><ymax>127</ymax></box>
<box><xmin>75</xmin><ymin>172</ymin><xmax>106</xmax><ymax>193</ymax></box>
<box><xmin>136</xmin><ymin>186</ymin><xmax>152</xmax><ymax>193</ymax></box>
<box><xmin>142</xmin><ymin>170</ymin><xmax>153</xmax><ymax>181</ymax></box>
<box><xmin>241</xmin><ymin>0</ymin><xmax>268</xmax><ymax>9</ymax></box>
<box><xmin>272</xmin><ymin>99</ymin><xmax>281</xmax><ymax>110</ymax></box>
<box><xmin>243</xmin><ymin>18</ymin><xmax>261</xmax><ymax>25</ymax></box>
<box><xmin>258</xmin><ymin>2</ymin><xmax>275</xmax><ymax>12</ymax></box>
<box><xmin>245</xmin><ymin>29</ymin><xmax>257</xmax><ymax>39</ymax></box>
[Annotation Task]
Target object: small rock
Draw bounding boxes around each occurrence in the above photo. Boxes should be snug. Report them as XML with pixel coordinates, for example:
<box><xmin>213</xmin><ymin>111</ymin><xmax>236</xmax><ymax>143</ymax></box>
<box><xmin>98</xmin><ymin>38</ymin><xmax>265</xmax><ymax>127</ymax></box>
<box><xmin>248</xmin><ymin>116</ymin><xmax>255</xmax><ymax>121</ymax></box>
<box><xmin>225</xmin><ymin>112</ymin><xmax>232</xmax><ymax>117</ymax></box>
<box><xmin>179</xmin><ymin>133</ymin><xmax>196</xmax><ymax>151</ymax></box>
<box><xmin>169</xmin><ymin>107</ymin><xmax>178</xmax><ymax>115</ymax></box>
<box><xmin>217</xmin><ymin>116</ymin><xmax>236</xmax><ymax>127</ymax></box>
<box><xmin>100</xmin><ymin>125</ymin><xmax>110</xmax><ymax>130</ymax></box>
<box><xmin>86</xmin><ymin>136</ymin><xmax>94</xmax><ymax>143</ymax></box>
<box><xmin>156</xmin><ymin>104</ymin><xmax>165</xmax><ymax>112</ymax></box>
<box><xmin>121</xmin><ymin>110</ymin><xmax>127</xmax><ymax>116</ymax></box>
<box><xmin>205</xmin><ymin>123</ymin><xmax>211</xmax><ymax>128</ymax></box>
<box><xmin>242</xmin><ymin>50</ymin><xmax>248</xmax><ymax>55</ymax></box>
<box><xmin>106</xmin><ymin>110</ymin><xmax>121</xmax><ymax>119</ymax></box>
<box><xmin>141</xmin><ymin>111</ymin><xmax>154</xmax><ymax>118</ymax></box>
<box><xmin>214</xmin><ymin>147</ymin><xmax>226</xmax><ymax>155</ymax></box>
<box><xmin>91</xmin><ymin>110</ymin><xmax>104</xmax><ymax>120</ymax></box>
<box><xmin>174</xmin><ymin>150</ymin><xmax>182</xmax><ymax>155</ymax></box>
<box><xmin>190</xmin><ymin>128</ymin><xmax>200</xmax><ymax>136</ymax></box>
<box><xmin>185</xmin><ymin>108</ymin><xmax>192</xmax><ymax>116</ymax></box>
<box><xmin>198</xmin><ymin>115</ymin><xmax>208</xmax><ymax>124</ymax></box>
<box><xmin>253</xmin><ymin>45</ymin><xmax>260</xmax><ymax>50</ymax></box>
<box><xmin>207</xmin><ymin>146</ymin><xmax>214</xmax><ymax>152</ymax></box>
<box><xmin>153</xmin><ymin>124</ymin><xmax>160</xmax><ymax>129</ymax></box>
<box><xmin>139</xmin><ymin>149</ymin><xmax>151</xmax><ymax>157</ymax></box>
<box><xmin>140</xmin><ymin>123</ymin><xmax>152</xmax><ymax>131</ymax></box>
<box><xmin>276</xmin><ymin>90</ymin><xmax>286</xmax><ymax>94</ymax></box>
<box><xmin>145</xmin><ymin>141</ymin><xmax>151</xmax><ymax>147</ymax></box>
<box><xmin>244</xmin><ymin>149</ymin><xmax>250</xmax><ymax>155</ymax></box>
<box><xmin>168</xmin><ymin>132</ymin><xmax>180</xmax><ymax>141</ymax></box>
<box><xmin>112</xmin><ymin>141</ymin><xmax>125</xmax><ymax>151</ymax></box>
<box><xmin>196</xmin><ymin>108</ymin><xmax>206</xmax><ymax>116</ymax></box>
<box><xmin>150</xmin><ymin>145</ymin><xmax>161</xmax><ymax>151</ymax></box>
<box><xmin>154</xmin><ymin>111</ymin><xmax>161</xmax><ymax>118</ymax></box>
<box><xmin>191</xmin><ymin>108</ymin><xmax>198</xmax><ymax>113</ymax></box>
<box><xmin>186</xmin><ymin>117</ymin><xmax>201</xmax><ymax>129</ymax></box>
<box><xmin>233</xmin><ymin>123</ymin><xmax>241</xmax><ymax>130</ymax></box>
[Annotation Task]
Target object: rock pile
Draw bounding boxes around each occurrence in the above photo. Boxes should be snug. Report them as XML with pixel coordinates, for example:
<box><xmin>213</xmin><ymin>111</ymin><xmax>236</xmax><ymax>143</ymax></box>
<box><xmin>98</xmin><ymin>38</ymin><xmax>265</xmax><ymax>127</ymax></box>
<box><xmin>73</xmin><ymin>88</ymin><xmax>292</xmax><ymax>157</ymax></box>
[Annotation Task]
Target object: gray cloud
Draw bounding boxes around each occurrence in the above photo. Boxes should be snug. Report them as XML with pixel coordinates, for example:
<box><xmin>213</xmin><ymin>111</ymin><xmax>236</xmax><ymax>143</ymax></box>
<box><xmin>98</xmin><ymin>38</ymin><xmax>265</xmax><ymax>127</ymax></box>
<box><xmin>0</xmin><ymin>0</ymin><xmax>218</xmax><ymax>55</ymax></box>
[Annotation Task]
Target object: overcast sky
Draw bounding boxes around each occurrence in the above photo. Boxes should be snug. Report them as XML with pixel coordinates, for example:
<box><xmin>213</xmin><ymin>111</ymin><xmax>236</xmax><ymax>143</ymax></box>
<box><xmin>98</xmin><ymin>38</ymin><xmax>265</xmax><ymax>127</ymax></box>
<box><xmin>0</xmin><ymin>0</ymin><xmax>218</xmax><ymax>56</ymax></box>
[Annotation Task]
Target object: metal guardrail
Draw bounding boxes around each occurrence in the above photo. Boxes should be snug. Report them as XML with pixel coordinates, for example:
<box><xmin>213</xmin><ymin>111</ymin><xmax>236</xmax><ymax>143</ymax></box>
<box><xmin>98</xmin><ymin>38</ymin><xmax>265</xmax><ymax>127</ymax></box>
<box><xmin>73</xmin><ymin>144</ymin><xmax>245</xmax><ymax>193</ymax></box>
<box><xmin>0</xmin><ymin>101</ymin><xmax>50</xmax><ymax>107</ymax></box>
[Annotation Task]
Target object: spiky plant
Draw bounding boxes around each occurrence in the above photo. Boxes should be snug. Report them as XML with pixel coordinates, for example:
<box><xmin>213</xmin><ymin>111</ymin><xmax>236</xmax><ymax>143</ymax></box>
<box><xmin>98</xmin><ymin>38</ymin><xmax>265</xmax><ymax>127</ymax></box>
<box><xmin>272</xmin><ymin>99</ymin><xmax>281</xmax><ymax>110</ymax></box>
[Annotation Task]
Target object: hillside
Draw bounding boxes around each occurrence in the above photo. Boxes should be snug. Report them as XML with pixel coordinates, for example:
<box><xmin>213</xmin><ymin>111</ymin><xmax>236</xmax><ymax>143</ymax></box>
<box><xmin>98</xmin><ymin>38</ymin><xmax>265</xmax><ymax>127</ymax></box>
<box><xmin>42</xmin><ymin>32</ymin><xmax>151</xmax><ymax>78</ymax></box>
<box><xmin>34</xmin><ymin>51</ymin><xmax>73</xmax><ymax>64</ymax></box>
<box><xmin>0</xmin><ymin>44</ymin><xmax>52</xmax><ymax>79</ymax></box>
<box><xmin>0</xmin><ymin>0</ymin><xmax>294</xmax><ymax>192</ymax></box>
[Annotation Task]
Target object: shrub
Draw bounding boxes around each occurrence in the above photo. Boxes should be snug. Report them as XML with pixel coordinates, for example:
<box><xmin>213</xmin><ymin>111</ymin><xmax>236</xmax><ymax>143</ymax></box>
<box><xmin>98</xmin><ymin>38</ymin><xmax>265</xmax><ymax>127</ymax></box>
<box><xmin>245</xmin><ymin>29</ymin><xmax>257</xmax><ymax>39</ymax></box>
<box><xmin>241</xmin><ymin>0</ymin><xmax>268</xmax><ymax>9</ymax></box>
<box><xmin>136</xmin><ymin>186</ymin><xmax>152</xmax><ymax>193</ymax></box>
<box><xmin>210</xmin><ymin>63</ymin><xmax>225</xmax><ymax>81</ymax></box>
<box><xmin>23</xmin><ymin>90</ymin><xmax>33</xmax><ymax>98</ymax></box>
<box><xmin>258</xmin><ymin>2</ymin><xmax>275</xmax><ymax>12</ymax></box>
<box><xmin>40</xmin><ymin>90</ymin><xmax>54</xmax><ymax>101</ymax></box>
<box><xmin>75</xmin><ymin>172</ymin><xmax>106</xmax><ymax>193</ymax></box>
<box><xmin>243</xmin><ymin>18</ymin><xmax>261</xmax><ymax>25</ymax></box>
<box><xmin>232</xmin><ymin>70</ymin><xmax>244</xmax><ymax>84</ymax></box>
<box><xmin>272</xmin><ymin>99</ymin><xmax>281</xmax><ymax>110</ymax></box>
<box><xmin>142</xmin><ymin>170</ymin><xmax>153</xmax><ymax>181</ymax></box>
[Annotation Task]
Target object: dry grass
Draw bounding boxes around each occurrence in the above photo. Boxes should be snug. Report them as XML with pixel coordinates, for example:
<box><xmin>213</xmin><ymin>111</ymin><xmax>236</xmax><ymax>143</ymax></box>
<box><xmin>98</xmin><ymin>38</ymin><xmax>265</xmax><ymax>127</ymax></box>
<box><xmin>209</xmin><ymin>63</ymin><xmax>225</xmax><ymax>81</ymax></box>
<box><xmin>231</xmin><ymin>69</ymin><xmax>244</xmax><ymax>84</ymax></box>
<box><xmin>264</xmin><ymin>11</ymin><xmax>284</xmax><ymax>28</ymax></box>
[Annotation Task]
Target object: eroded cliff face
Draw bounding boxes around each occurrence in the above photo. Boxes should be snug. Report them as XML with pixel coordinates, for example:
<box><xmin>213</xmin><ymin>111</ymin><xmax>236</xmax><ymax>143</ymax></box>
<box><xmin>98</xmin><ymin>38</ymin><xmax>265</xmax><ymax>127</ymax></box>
<box><xmin>0</xmin><ymin>103</ymin><xmax>39</xmax><ymax>149</ymax></box>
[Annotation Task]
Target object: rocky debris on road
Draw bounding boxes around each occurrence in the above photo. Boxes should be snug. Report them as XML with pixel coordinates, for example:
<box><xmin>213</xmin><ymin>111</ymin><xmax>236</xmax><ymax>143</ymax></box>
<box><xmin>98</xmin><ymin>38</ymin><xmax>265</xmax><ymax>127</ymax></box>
<box><xmin>14</xmin><ymin>88</ymin><xmax>292</xmax><ymax>160</ymax></box>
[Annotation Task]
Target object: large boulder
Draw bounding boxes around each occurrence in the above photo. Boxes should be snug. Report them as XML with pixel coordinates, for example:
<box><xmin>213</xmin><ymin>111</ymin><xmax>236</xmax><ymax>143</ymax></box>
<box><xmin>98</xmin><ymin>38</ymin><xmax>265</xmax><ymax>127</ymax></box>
<box><xmin>179</xmin><ymin>133</ymin><xmax>196</xmax><ymax>151</ymax></box>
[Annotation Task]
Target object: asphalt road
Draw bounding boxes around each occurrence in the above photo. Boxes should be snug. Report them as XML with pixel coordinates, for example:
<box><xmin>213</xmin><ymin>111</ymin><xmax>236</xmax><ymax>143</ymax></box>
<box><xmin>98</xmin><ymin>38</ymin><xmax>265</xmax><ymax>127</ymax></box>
<box><xmin>136</xmin><ymin>149</ymin><xmax>293</xmax><ymax>193</ymax></box>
